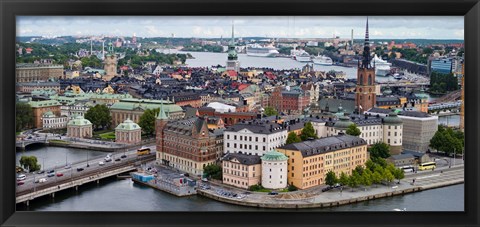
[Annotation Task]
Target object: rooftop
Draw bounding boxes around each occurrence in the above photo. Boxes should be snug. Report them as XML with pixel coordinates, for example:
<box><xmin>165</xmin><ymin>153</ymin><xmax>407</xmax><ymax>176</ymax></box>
<box><xmin>279</xmin><ymin>135</ymin><xmax>366</xmax><ymax>158</ymax></box>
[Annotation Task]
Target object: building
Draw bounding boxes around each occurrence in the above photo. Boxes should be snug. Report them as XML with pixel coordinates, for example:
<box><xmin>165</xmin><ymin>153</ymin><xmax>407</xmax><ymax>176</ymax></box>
<box><xmin>41</xmin><ymin>111</ymin><xmax>68</xmax><ymax>129</ymax></box>
<box><xmin>156</xmin><ymin>103</ymin><xmax>218</xmax><ymax>176</ymax></box>
<box><xmin>277</xmin><ymin>134</ymin><xmax>368</xmax><ymax>190</ymax></box>
<box><xmin>381</xmin><ymin>112</ymin><xmax>403</xmax><ymax>155</ymax></box>
<box><xmin>197</xmin><ymin>108</ymin><xmax>257</xmax><ymax>126</ymax></box>
<box><xmin>115</xmin><ymin>119</ymin><xmax>142</xmax><ymax>144</ymax></box>
<box><xmin>261</xmin><ymin>149</ymin><xmax>288</xmax><ymax>189</ymax></box>
<box><xmin>224</xmin><ymin>120</ymin><xmax>287</xmax><ymax>156</ymax></box>
<box><xmin>110</xmin><ymin>98</ymin><xmax>184</xmax><ymax>127</ymax></box>
<box><xmin>282</xmin><ymin>89</ymin><xmax>310</xmax><ymax>115</ymax></box>
<box><xmin>430</xmin><ymin>57</ymin><xmax>453</xmax><ymax>74</ymax></box>
<box><xmin>397</xmin><ymin>111</ymin><xmax>438</xmax><ymax>152</ymax></box>
<box><xmin>67</xmin><ymin>115</ymin><xmax>93</xmax><ymax>138</ymax></box>
<box><xmin>16</xmin><ymin>81</ymin><xmax>61</xmax><ymax>93</ymax></box>
<box><xmin>103</xmin><ymin>43</ymin><xmax>118</xmax><ymax>81</ymax></box>
<box><xmin>28</xmin><ymin>100</ymin><xmax>62</xmax><ymax>128</ymax></box>
<box><xmin>222</xmin><ymin>153</ymin><xmax>261</xmax><ymax>189</ymax></box>
<box><xmin>226</xmin><ymin>24</ymin><xmax>240</xmax><ymax>72</ymax></box>
<box><xmin>387</xmin><ymin>153</ymin><xmax>415</xmax><ymax>167</ymax></box>
<box><xmin>16</xmin><ymin>63</ymin><xmax>64</xmax><ymax>83</ymax></box>
<box><xmin>355</xmin><ymin>18</ymin><xmax>376</xmax><ymax>114</ymax></box>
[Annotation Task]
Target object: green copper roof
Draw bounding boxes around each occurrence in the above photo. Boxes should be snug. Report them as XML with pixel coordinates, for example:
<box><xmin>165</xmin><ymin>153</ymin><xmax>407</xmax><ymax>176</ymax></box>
<box><xmin>42</xmin><ymin>111</ymin><xmax>54</xmax><ymax>117</ymax></box>
<box><xmin>116</xmin><ymin>119</ymin><xmax>141</xmax><ymax>130</ymax></box>
<box><xmin>261</xmin><ymin>149</ymin><xmax>288</xmax><ymax>162</ymax></box>
<box><xmin>383</xmin><ymin>112</ymin><xmax>403</xmax><ymax>125</ymax></box>
<box><xmin>334</xmin><ymin>116</ymin><xmax>354</xmax><ymax>129</ymax></box>
<box><xmin>110</xmin><ymin>98</ymin><xmax>183</xmax><ymax>113</ymax></box>
<box><xmin>157</xmin><ymin>99</ymin><xmax>169</xmax><ymax>120</ymax></box>
<box><xmin>28</xmin><ymin>100</ymin><xmax>61</xmax><ymax>108</ymax></box>
<box><xmin>67</xmin><ymin>115</ymin><xmax>92</xmax><ymax>126</ymax></box>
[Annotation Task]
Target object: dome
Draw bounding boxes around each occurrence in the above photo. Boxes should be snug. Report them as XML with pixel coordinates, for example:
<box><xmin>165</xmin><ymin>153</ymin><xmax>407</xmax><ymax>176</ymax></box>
<box><xmin>261</xmin><ymin>150</ymin><xmax>288</xmax><ymax>162</ymax></box>
<box><xmin>334</xmin><ymin>116</ymin><xmax>354</xmax><ymax>129</ymax></box>
<box><xmin>383</xmin><ymin>112</ymin><xmax>403</xmax><ymax>125</ymax></box>
<box><xmin>116</xmin><ymin>118</ymin><xmax>141</xmax><ymax>130</ymax></box>
<box><xmin>67</xmin><ymin>115</ymin><xmax>92</xmax><ymax>126</ymax></box>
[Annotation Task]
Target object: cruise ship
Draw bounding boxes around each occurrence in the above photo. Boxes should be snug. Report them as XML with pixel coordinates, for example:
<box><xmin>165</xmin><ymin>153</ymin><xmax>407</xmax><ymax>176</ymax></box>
<box><xmin>246</xmin><ymin>43</ymin><xmax>279</xmax><ymax>57</ymax></box>
<box><xmin>312</xmin><ymin>54</ymin><xmax>333</xmax><ymax>65</ymax></box>
<box><xmin>291</xmin><ymin>47</ymin><xmax>312</xmax><ymax>62</ymax></box>
<box><xmin>371</xmin><ymin>54</ymin><xmax>392</xmax><ymax>77</ymax></box>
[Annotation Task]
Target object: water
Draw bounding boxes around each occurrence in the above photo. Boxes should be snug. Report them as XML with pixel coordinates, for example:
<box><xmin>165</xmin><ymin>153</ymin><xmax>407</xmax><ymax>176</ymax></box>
<box><xmin>182</xmin><ymin>51</ymin><xmax>397</xmax><ymax>83</ymax></box>
<box><xmin>438</xmin><ymin>115</ymin><xmax>460</xmax><ymax>127</ymax></box>
<box><xmin>16</xmin><ymin>177</ymin><xmax>463</xmax><ymax>211</ymax></box>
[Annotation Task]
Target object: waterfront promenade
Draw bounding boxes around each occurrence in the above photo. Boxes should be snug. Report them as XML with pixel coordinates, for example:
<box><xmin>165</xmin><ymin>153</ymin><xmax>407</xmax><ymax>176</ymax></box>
<box><xmin>197</xmin><ymin>165</ymin><xmax>464</xmax><ymax>209</ymax></box>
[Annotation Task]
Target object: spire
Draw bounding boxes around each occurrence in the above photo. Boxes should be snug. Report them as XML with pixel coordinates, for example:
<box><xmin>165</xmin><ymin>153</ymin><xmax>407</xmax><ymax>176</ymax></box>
<box><xmin>157</xmin><ymin>98</ymin><xmax>168</xmax><ymax>120</ymax></box>
<box><xmin>360</xmin><ymin>17</ymin><xmax>372</xmax><ymax>69</ymax></box>
<box><xmin>231</xmin><ymin>21</ymin><xmax>235</xmax><ymax>45</ymax></box>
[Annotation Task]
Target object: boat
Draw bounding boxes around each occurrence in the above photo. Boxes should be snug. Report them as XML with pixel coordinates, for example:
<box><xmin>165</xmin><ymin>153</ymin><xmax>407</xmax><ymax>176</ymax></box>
<box><xmin>246</xmin><ymin>43</ymin><xmax>279</xmax><ymax>57</ymax></box>
<box><xmin>290</xmin><ymin>45</ymin><xmax>312</xmax><ymax>62</ymax></box>
<box><xmin>312</xmin><ymin>54</ymin><xmax>333</xmax><ymax>65</ymax></box>
<box><xmin>371</xmin><ymin>54</ymin><xmax>392</xmax><ymax>77</ymax></box>
<box><xmin>393</xmin><ymin>73</ymin><xmax>403</xmax><ymax>80</ymax></box>
<box><xmin>393</xmin><ymin>208</ymin><xmax>407</xmax><ymax>211</ymax></box>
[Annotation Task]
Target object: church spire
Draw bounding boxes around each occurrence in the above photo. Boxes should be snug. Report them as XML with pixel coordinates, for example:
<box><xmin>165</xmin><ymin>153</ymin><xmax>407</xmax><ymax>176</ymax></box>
<box><xmin>360</xmin><ymin>17</ymin><xmax>372</xmax><ymax>69</ymax></box>
<box><xmin>231</xmin><ymin>21</ymin><xmax>235</xmax><ymax>45</ymax></box>
<box><xmin>157</xmin><ymin>99</ymin><xmax>168</xmax><ymax>120</ymax></box>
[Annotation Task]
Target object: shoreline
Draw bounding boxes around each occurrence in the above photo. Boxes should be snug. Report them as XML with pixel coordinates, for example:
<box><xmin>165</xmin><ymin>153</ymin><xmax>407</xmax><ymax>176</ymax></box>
<box><xmin>196</xmin><ymin>166</ymin><xmax>464</xmax><ymax>209</ymax></box>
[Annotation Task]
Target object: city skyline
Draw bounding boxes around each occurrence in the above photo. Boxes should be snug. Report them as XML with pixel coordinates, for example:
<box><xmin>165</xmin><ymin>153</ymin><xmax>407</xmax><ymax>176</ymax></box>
<box><xmin>17</xmin><ymin>16</ymin><xmax>464</xmax><ymax>39</ymax></box>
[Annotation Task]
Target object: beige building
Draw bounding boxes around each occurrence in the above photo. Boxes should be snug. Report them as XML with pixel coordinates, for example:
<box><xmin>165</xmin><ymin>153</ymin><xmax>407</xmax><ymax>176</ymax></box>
<box><xmin>67</xmin><ymin>115</ymin><xmax>93</xmax><ymax>138</ymax></box>
<box><xmin>222</xmin><ymin>153</ymin><xmax>261</xmax><ymax>189</ymax></box>
<box><xmin>115</xmin><ymin>119</ymin><xmax>142</xmax><ymax>144</ymax></box>
<box><xmin>16</xmin><ymin>63</ymin><xmax>64</xmax><ymax>83</ymax></box>
<box><xmin>398</xmin><ymin>111</ymin><xmax>438</xmax><ymax>152</ymax></box>
<box><xmin>277</xmin><ymin>134</ymin><xmax>368</xmax><ymax>190</ymax></box>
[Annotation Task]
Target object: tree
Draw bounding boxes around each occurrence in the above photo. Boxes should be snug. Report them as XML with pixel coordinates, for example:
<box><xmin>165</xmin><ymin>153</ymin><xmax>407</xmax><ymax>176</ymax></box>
<box><xmin>369</xmin><ymin>142</ymin><xmax>391</xmax><ymax>159</ymax></box>
<box><xmin>84</xmin><ymin>104</ymin><xmax>112</xmax><ymax>130</ymax></box>
<box><xmin>353</xmin><ymin>165</ymin><xmax>365</xmax><ymax>176</ymax></box>
<box><xmin>430</xmin><ymin>125</ymin><xmax>464</xmax><ymax>155</ymax></box>
<box><xmin>365</xmin><ymin>159</ymin><xmax>376</xmax><ymax>172</ymax></box>
<box><xmin>19</xmin><ymin>156</ymin><xmax>41</xmax><ymax>172</ymax></box>
<box><xmin>286</xmin><ymin>132</ymin><xmax>302</xmax><ymax>145</ymax></box>
<box><xmin>346</xmin><ymin>123</ymin><xmax>361</xmax><ymax>136</ymax></box>
<box><xmin>203</xmin><ymin>164</ymin><xmax>222</xmax><ymax>180</ymax></box>
<box><xmin>16</xmin><ymin>103</ymin><xmax>34</xmax><ymax>132</ymax></box>
<box><xmin>300</xmin><ymin>122</ymin><xmax>318</xmax><ymax>141</ymax></box>
<box><xmin>138</xmin><ymin>108</ymin><xmax>160</xmax><ymax>136</ymax></box>
<box><xmin>264</xmin><ymin>107</ymin><xmax>278</xmax><ymax>117</ymax></box>
<box><xmin>288</xmin><ymin>184</ymin><xmax>298</xmax><ymax>191</ymax></box>
<box><xmin>325</xmin><ymin>170</ymin><xmax>338</xmax><ymax>187</ymax></box>
<box><xmin>383</xmin><ymin>169</ymin><xmax>395</xmax><ymax>186</ymax></box>
<box><xmin>393</xmin><ymin>168</ymin><xmax>405</xmax><ymax>183</ymax></box>
<box><xmin>371</xmin><ymin>171</ymin><xmax>383</xmax><ymax>187</ymax></box>
<box><xmin>348</xmin><ymin>171</ymin><xmax>361</xmax><ymax>191</ymax></box>
<box><xmin>339</xmin><ymin>172</ymin><xmax>349</xmax><ymax>186</ymax></box>
<box><xmin>362</xmin><ymin>168</ymin><xmax>373</xmax><ymax>188</ymax></box>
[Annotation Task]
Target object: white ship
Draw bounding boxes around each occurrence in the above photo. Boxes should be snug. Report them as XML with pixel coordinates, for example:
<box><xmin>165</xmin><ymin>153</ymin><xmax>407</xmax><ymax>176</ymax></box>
<box><xmin>246</xmin><ymin>43</ymin><xmax>279</xmax><ymax>57</ymax></box>
<box><xmin>371</xmin><ymin>54</ymin><xmax>392</xmax><ymax>77</ymax></box>
<box><xmin>291</xmin><ymin>46</ymin><xmax>312</xmax><ymax>62</ymax></box>
<box><xmin>312</xmin><ymin>54</ymin><xmax>333</xmax><ymax>65</ymax></box>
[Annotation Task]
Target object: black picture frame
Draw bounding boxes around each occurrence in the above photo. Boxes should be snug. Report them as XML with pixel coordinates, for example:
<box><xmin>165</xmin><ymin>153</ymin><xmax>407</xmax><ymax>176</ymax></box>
<box><xmin>1</xmin><ymin>0</ymin><xmax>479</xmax><ymax>226</ymax></box>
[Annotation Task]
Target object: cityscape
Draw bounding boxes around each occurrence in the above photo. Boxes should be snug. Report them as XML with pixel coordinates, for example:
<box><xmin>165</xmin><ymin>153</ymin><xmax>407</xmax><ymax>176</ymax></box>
<box><xmin>15</xmin><ymin>16</ymin><xmax>464</xmax><ymax>211</ymax></box>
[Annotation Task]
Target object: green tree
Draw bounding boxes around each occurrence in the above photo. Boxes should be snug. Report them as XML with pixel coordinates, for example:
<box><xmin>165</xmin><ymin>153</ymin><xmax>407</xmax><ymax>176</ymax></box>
<box><xmin>286</xmin><ymin>132</ymin><xmax>302</xmax><ymax>145</ymax></box>
<box><xmin>393</xmin><ymin>167</ymin><xmax>405</xmax><ymax>183</ymax></box>
<box><xmin>288</xmin><ymin>184</ymin><xmax>298</xmax><ymax>191</ymax></box>
<box><xmin>138</xmin><ymin>108</ymin><xmax>160</xmax><ymax>136</ymax></box>
<box><xmin>84</xmin><ymin>104</ymin><xmax>112</xmax><ymax>130</ymax></box>
<box><xmin>371</xmin><ymin>171</ymin><xmax>383</xmax><ymax>187</ymax></box>
<box><xmin>362</xmin><ymin>168</ymin><xmax>373</xmax><ymax>188</ymax></box>
<box><xmin>339</xmin><ymin>172</ymin><xmax>349</xmax><ymax>186</ymax></box>
<box><xmin>346</xmin><ymin>123</ymin><xmax>361</xmax><ymax>136</ymax></box>
<box><xmin>203</xmin><ymin>164</ymin><xmax>222</xmax><ymax>180</ymax></box>
<box><xmin>369</xmin><ymin>142</ymin><xmax>391</xmax><ymax>159</ymax></box>
<box><xmin>347</xmin><ymin>171</ymin><xmax>361</xmax><ymax>191</ymax></box>
<box><xmin>264</xmin><ymin>107</ymin><xmax>278</xmax><ymax>116</ymax></box>
<box><xmin>365</xmin><ymin>159</ymin><xmax>376</xmax><ymax>172</ymax></box>
<box><xmin>300</xmin><ymin>122</ymin><xmax>318</xmax><ymax>141</ymax></box>
<box><xmin>16</xmin><ymin>103</ymin><xmax>34</xmax><ymax>131</ymax></box>
<box><xmin>353</xmin><ymin>165</ymin><xmax>365</xmax><ymax>175</ymax></box>
<box><xmin>19</xmin><ymin>156</ymin><xmax>41</xmax><ymax>172</ymax></box>
<box><xmin>325</xmin><ymin>170</ymin><xmax>338</xmax><ymax>187</ymax></box>
<box><xmin>383</xmin><ymin>169</ymin><xmax>395</xmax><ymax>186</ymax></box>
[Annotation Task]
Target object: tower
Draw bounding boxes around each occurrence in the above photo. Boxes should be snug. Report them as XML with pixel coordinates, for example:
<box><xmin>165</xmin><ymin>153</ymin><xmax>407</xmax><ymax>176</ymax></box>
<box><xmin>226</xmin><ymin>22</ymin><xmax>240</xmax><ymax>72</ymax></box>
<box><xmin>103</xmin><ymin>42</ymin><xmax>117</xmax><ymax>81</ymax></box>
<box><xmin>156</xmin><ymin>99</ymin><xmax>169</xmax><ymax>165</ymax></box>
<box><xmin>355</xmin><ymin>17</ymin><xmax>376</xmax><ymax>114</ymax></box>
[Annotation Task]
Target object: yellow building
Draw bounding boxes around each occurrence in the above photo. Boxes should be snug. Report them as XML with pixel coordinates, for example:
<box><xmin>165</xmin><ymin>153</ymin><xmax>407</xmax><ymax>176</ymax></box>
<box><xmin>277</xmin><ymin>134</ymin><xmax>368</xmax><ymax>190</ymax></box>
<box><xmin>222</xmin><ymin>153</ymin><xmax>261</xmax><ymax>189</ymax></box>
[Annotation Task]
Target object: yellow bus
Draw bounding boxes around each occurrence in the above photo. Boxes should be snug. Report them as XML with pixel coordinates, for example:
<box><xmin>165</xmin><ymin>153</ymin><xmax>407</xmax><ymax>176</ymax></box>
<box><xmin>418</xmin><ymin>162</ymin><xmax>436</xmax><ymax>171</ymax></box>
<box><xmin>137</xmin><ymin>147</ymin><xmax>151</xmax><ymax>156</ymax></box>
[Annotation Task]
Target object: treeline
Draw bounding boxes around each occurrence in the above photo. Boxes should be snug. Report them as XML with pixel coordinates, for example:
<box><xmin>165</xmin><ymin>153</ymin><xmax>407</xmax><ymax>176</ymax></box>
<box><xmin>430</xmin><ymin>125</ymin><xmax>464</xmax><ymax>155</ymax></box>
<box><xmin>429</xmin><ymin>71</ymin><xmax>459</xmax><ymax>95</ymax></box>
<box><xmin>181</xmin><ymin>44</ymin><xmax>223</xmax><ymax>53</ymax></box>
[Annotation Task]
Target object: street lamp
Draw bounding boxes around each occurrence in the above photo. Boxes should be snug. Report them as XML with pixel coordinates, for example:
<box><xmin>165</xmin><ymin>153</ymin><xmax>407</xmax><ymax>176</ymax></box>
<box><xmin>87</xmin><ymin>152</ymin><xmax>90</xmax><ymax>168</ymax></box>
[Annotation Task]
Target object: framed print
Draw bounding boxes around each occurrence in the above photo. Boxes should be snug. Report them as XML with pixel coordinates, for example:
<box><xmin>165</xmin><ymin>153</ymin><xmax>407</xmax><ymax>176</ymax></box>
<box><xmin>1</xmin><ymin>0</ymin><xmax>479</xmax><ymax>226</ymax></box>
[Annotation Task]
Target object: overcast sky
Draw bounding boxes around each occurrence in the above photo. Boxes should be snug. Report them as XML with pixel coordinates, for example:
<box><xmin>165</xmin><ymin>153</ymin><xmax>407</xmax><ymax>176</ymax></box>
<box><xmin>17</xmin><ymin>16</ymin><xmax>464</xmax><ymax>39</ymax></box>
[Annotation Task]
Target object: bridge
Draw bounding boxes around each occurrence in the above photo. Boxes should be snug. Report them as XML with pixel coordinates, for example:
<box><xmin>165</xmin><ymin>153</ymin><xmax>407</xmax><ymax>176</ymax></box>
<box><xmin>432</xmin><ymin>90</ymin><xmax>462</xmax><ymax>103</ymax></box>
<box><xmin>428</xmin><ymin>101</ymin><xmax>462</xmax><ymax>112</ymax></box>
<box><xmin>16</xmin><ymin>149</ymin><xmax>156</xmax><ymax>205</ymax></box>
<box><xmin>378</xmin><ymin>82</ymin><xmax>430</xmax><ymax>89</ymax></box>
<box><xmin>16</xmin><ymin>138</ymin><xmax>48</xmax><ymax>150</ymax></box>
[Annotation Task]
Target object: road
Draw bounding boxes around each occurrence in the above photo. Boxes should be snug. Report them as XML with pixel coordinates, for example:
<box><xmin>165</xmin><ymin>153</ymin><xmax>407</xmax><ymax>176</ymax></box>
<box><xmin>16</xmin><ymin>145</ymin><xmax>157</xmax><ymax>195</ymax></box>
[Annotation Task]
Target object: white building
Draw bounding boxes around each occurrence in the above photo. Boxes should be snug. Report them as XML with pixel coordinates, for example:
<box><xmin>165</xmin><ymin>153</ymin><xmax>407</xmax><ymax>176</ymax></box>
<box><xmin>61</xmin><ymin>102</ymin><xmax>90</xmax><ymax>120</ymax></box>
<box><xmin>41</xmin><ymin>111</ymin><xmax>68</xmax><ymax>129</ymax></box>
<box><xmin>207</xmin><ymin>102</ymin><xmax>236</xmax><ymax>113</ymax></box>
<box><xmin>261</xmin><ymin>149</ymin><xmax>288</xmax><ymax>189</ymax></box>
<box><xmin>224</xmin><ymin>120</ymin><xmax>287</xmax><ymax>156</ymax></box>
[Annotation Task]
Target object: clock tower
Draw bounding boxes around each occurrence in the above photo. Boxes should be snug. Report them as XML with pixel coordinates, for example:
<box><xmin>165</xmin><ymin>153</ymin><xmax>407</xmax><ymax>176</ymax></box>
<box><xmin>355</xmin><ymin>18</ymin><xmax>376</xmax><ymax>114</ymax></box>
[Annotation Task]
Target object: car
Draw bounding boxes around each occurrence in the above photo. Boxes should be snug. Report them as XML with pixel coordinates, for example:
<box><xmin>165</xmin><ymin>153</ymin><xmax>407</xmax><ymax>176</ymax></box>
<box><xmin>47</xmin><ymin>173</ymin><xmax>55</xmax><ymax>177</ymax></box>
<box><xmin>268</xmin><ymin>191</ymin><xmax>278</xmax><ymax>195</ymax></box>
<box><xmin>115</xmin><ymin>158</ymin><xmax>121</xmax><ymax>162</ymax></box>
<box><xmin>105</xmin><ymin>159</ymin><xmax>112</xmax><ymax>162</ymax></box>
<box><xmin>56</xmin><ymin>173</ymin><xmax>64</xmax><ymax>177</ymax></box>
<box><xmin>202</xmin><ymin>178</ymin><xmax>208</xmax><ymax>182</ymax></box>
<box><xmin>99</xmin><ymin>161</ymin><xmax>105</xmax><ymax>166</ymax></box>
<box><xmin>38</xmin><ymin>178</ymin><xmax>47</xmax><ymax>183</ymax></box>
<box><xmin>47</xmin><ymin>169</ymin><xmax>55</xmax><ymax>174</ymax></box>
<box><xmin>16</xmin><ymin>174</ymin><xmax>26</xmax><ymax>181</ymax></box>
<box><xmin>77</xmin><ymin>168</ymin><xmax>84</xmax><ymax>172</ymax></box>
<box><xmin>36</xmin><ymin>170</ymin><xmax>45</xmax><ymax>174</ymax></box>
<box><xmin>322</xmin><ymin>186</ymin><xmax>333</xmax><ymax>192</ymax></box>
<box><xmin>17</xmin><ymin>181</ymin><xmax>24</xmax><ymax>186</ymax></box>
<box><xmin>64</xmin><ymin>165</ymin><xmax>71</xmax><ymax>169</ymax></box>
<box><xmin>121</xmin><ymin>155</ymin><xmax>127</xmax><ymax>158</ymax></box>
<box><xmin>334</xmin><ymin>183</ymin><xmax>342</xmax><ymax>188</ymax></box>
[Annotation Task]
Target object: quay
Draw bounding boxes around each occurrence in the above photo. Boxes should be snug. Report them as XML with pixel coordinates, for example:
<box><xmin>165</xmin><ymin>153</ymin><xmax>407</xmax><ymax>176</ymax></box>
<box><xmin>196</xmin><ymin>165</ymin><xmax>464</xmax><ymax>209</ymax></box>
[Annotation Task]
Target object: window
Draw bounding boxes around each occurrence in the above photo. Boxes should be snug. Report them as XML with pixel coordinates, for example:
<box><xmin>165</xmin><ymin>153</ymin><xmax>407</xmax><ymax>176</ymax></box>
<box><xmin>388</xmin><ymin>139</ymin><xmax>390</xmax><ymax>144</ymax></box>
<box><xmin>263</xmin><ymin>138</ymin><xmax>266</xmax><ymax>142</ymax></box>
<box><xmin>270</xmin><ymin>169</ymin><xmax>272</xmax><ymax>172</ymax></box>
<box><xmin>240</xmin><ymin>136</ymin><xmax>243</xmax><ymax>140</ymax></box>
<box><xmin>255</xmin><ymin>137</ymin><xmax>258</xmax><ymax>142</ymax></box>
<box><xmin>227</xmin><ymin>143</ymin><xmax>230</xmax><ymax>148</ymax></box>
<box><xmin>227</xmin><ymin>135</ymin><xmax>230</xmax><ymax>139</ymax></box>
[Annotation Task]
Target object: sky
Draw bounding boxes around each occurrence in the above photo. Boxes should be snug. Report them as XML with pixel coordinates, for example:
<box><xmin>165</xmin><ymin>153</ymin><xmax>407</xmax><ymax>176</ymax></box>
<box><xmin>17</xmin><ymin>16</ymin><xmax>464</xmax><ymax>40</ymax></box>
